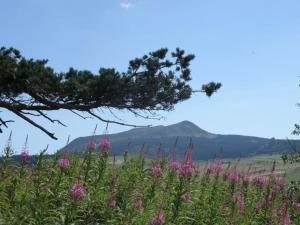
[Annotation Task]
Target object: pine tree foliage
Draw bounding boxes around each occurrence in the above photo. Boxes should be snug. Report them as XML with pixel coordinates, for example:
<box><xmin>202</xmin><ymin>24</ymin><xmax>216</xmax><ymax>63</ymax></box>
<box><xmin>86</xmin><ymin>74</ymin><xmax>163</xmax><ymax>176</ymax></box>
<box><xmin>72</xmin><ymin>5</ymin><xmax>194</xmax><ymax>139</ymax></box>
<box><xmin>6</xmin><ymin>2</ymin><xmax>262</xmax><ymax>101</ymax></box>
<box><xmin>0</xmin><ymin>47</ymin><xmax>221</xmax><ymax>139</ymax></box>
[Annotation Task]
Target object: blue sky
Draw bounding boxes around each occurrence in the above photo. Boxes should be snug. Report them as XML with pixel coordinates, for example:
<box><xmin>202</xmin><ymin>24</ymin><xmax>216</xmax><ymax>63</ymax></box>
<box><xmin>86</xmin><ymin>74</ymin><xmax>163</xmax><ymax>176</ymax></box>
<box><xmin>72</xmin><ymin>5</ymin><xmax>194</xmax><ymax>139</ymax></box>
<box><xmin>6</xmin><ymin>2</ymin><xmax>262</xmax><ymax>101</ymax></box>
<box><xmin>1</xmin><ymin>0</ymin><xmax>300</xmax><ymax>154</ymax></box>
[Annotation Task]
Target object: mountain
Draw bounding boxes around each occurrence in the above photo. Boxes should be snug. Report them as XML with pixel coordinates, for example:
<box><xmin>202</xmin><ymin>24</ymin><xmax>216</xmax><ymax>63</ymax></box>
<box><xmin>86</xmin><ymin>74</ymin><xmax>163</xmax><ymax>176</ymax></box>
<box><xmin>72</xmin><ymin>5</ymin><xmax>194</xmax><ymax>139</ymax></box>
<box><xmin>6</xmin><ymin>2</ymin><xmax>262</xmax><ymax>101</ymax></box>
<box><xmin>62</xmin><ymin>121</ymin><xmax>300</xmax><ymax>160</ymax></box>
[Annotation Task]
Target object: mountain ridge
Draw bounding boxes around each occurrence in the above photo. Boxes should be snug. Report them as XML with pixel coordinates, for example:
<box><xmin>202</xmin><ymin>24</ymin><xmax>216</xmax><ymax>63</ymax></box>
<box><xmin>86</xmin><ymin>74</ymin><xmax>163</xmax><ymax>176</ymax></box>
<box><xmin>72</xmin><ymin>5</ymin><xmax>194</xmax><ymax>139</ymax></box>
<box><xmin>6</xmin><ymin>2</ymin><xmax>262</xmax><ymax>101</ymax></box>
<box><xmin>62</xmin><ymin>121</ymin><xmax>299</xmax><ymax>160</ymax></box>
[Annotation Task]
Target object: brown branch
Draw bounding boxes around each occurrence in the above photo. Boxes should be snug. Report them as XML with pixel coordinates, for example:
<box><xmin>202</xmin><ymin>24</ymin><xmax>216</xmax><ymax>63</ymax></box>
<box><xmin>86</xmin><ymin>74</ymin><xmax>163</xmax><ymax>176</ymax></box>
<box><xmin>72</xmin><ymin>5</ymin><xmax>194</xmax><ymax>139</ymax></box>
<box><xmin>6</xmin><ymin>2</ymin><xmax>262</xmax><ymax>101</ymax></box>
<box><xmin>107</xmin><ymin>108</ymin><xmax>124</xmax><ymax>122</ymax></box>
<box><xmin>87</xmin><ymin>110</ymin><xmax>150</xmax><ymax>128</ymax></box>
<box><xmin>21</xmin><ymin>111</ymin><xmax>40</xmax><ymax>116</ymax></box>
<box><xmin>6</xmin><ymin>107</ymin><xmax>57</xmax><ymax>140</ymax></box>
<box><xmin>0</xmin><ymin>118</ymin><xmax>14</xmax><ymax>133</ymax></box>
<box><xmin>70</xmin><ymin>110</ymin><xmax>93</xmax><ymax>119</ymax></box>
<box><xmin>0</xmin><ymin>118</ymin><xmax>14</xmax><ymax>128</ymax></box>
<box><xmin>127</xmin><ymin>108</ymin><xmax>164</xmax><ymax>120</ymax></box>
<box><xmin>37</xmin><ymin>110</ymin><xmax>67</xmax><ymax>127</ymax></box>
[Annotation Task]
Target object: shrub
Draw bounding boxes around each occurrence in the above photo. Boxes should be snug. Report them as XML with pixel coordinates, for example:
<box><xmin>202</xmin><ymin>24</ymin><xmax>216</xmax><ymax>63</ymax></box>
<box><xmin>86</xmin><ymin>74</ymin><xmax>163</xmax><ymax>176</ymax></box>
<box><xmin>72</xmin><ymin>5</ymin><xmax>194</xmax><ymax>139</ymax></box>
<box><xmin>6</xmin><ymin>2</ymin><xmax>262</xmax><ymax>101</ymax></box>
<box><xmin>0</xmin><ymin>143</ymin><xmax>300</xmax><ymax>224</ymax></box>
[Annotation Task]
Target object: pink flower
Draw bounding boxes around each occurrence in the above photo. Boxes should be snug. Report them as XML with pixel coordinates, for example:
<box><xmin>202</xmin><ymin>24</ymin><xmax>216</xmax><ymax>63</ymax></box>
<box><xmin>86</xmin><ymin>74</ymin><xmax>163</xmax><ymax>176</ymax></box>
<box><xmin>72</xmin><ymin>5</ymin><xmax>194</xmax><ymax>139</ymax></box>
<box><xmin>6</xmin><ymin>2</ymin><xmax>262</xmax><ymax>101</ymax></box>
<box><xmin>181</xmin><ymin>192</ymin><xmax>192</xmax><ymax>202</ymax></box>
<box><xmin>294</xmin><ymin>203</ymin><xmax>300</xmax><ymax>212</ymax></box>
<box><xmin>272</xmin><ymin>184</ymin><xmax>281</xmax><ymax>193</ymax></box>
<box><xmin>149</xmin><ymin>218</ymin><xmax>157</xmax><ymax>225</ymax></box>
<box><xmin>157</xmin><ymin>211</ymin><xmax>165</xmax><ymax>224</ymax></box>
<box><xmin>227</xmin><ymin>171</ymin><xmax>239</xmax><ymax>182</ymax></box>
<box><xmin>277</xmin><ymin>177</ymin><xmax>285</xmax><ymax>189</ymax></box>
<box><xmin>135</xmin><ymin>198</ymin><xmax>143</xmax><ymax>209</ymax></box>
<box><xmin>21</xmin><ymin>150</ymin><xmax>29</xmax><ymax>161</ymax></box>
<box><xmin>267</xmin><ymin>195</ymin><xmax>273</xmax><ymax>206</ymax></box>
<box><xmin>253</xmin><ymin>176</ymin><xmax>266</xmax><ymax>187</ymax></box>
<box><xmin>168</xmin><ymin>159</ymin><xmax>180</xmax><ymax>172</ymax></box>
<box><xmin>151</xmin><ymin>165</ymin><xmax>162</xmax><ymax>177</ymax></box>
<box><xmin>233</xmin><ymin>193</ymin><xmax>245</xmax><ymax>211</ymax></box>
<box><xmin>240</xmin><ymin>172</ymin><xmax>250</xmax><ymax>184</ymax></box>
<box><xmin>69</xmin><ymin>183</ymin><xmax>86</xmax><ymax>200</ymax></box>
<box><xmin>57</xmin><ymin>158</ymin><xmax>70</xmax><ymax>170</ymax></box>
<box><xmin>87</xmin><ymin>140</ymin><xmax>97</xmax><ymax>150</ymax></box>
<box><xmin>100</xmin><ymin>136</ymin><xmax>111</xmax><ymax>150</ymax></box>
<box><xmin>179</xmin><ymin>162</ymin><xmax>193</xmax><ymax>178</ymax></box>
<box><xmin>208</xmin><ymin>160</ymin><xmax>223</xmax><ymax>176</ymax></box>
<box><xmin>149</xmin><ymin>211</ymin><xmax>165</xmax><ymax>225</ymax></box>
<box><xmin>255</xmin><ymin>203</ymin><xmax>263</xmax><ymax>211</ymax></box>
<box><xmin>109</xmin><ymin>199</ymin><xmax>117</xmax><ymax>208</ymax></box>
<box><xmin>282</xmin><ymin>212</ymin><xmax>291</xmax><ymax>225</ymax></box>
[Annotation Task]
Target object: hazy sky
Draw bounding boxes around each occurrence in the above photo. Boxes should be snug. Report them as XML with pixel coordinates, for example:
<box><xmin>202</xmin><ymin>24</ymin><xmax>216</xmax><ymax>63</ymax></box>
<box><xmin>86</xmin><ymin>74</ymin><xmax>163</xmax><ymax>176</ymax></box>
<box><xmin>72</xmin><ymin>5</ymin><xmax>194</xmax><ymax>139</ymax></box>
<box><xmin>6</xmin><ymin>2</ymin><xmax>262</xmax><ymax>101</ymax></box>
<box><xmin>1</xmin><ymin>0</ymin><xmax>300</xmax><ymax>154</ymax></box>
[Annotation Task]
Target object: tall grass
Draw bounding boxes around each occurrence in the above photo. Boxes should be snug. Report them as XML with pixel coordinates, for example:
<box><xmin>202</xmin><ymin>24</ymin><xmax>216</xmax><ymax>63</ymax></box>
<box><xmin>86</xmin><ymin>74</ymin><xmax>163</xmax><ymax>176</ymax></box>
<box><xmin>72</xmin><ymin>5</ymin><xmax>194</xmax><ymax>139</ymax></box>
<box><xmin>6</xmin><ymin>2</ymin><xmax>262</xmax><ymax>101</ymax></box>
<box><xmin>0</xmin><ymin>138</ymin><xmax>300</xmax><ymax>224</ymax></box>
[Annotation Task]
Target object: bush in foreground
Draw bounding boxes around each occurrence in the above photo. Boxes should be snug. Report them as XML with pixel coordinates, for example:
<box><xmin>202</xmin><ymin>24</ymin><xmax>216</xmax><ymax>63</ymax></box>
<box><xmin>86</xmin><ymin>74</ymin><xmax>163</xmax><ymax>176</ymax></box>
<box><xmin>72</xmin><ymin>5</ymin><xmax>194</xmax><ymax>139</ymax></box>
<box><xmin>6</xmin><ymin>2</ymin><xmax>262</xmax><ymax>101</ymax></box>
<box><xmin>0</xmin><ymin>139</ymin><xmax>300</xmax><ymax>224</ymax></box>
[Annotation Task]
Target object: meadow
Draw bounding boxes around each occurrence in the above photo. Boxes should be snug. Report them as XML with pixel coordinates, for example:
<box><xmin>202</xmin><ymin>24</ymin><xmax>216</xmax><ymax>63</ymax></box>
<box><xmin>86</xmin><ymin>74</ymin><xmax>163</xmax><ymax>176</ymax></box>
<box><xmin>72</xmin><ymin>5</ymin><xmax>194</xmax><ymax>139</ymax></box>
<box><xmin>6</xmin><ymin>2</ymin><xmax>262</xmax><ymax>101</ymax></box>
<box><xmin>218</xmin><ymin>154</ymin><xmax>300</xmax><ymax>183</ymax></box>
<box><xmin>0</xmin><ymin>138</ymin><xmax>300</xmax><ymax>225</ymax></box>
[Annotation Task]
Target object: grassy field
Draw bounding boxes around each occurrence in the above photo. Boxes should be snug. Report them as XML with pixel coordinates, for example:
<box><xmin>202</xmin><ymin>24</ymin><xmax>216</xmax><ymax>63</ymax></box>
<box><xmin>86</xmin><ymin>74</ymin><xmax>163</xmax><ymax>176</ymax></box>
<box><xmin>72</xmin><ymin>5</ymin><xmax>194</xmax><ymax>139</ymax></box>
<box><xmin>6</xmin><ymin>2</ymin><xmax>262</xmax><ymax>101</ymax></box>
<box><xmin>112</xmin><ymin>153</ymin><xmax>300</xmax><ymax>182</ymax></box>
<box><xmin>219</xmin><ymin>154</ymin><xmax>300</xmax><ymax>183</ymax></box>
<box><xmin>2</xmin><ymin>148</ymin><xmax>300</xmax><ymax>224</ymax></box>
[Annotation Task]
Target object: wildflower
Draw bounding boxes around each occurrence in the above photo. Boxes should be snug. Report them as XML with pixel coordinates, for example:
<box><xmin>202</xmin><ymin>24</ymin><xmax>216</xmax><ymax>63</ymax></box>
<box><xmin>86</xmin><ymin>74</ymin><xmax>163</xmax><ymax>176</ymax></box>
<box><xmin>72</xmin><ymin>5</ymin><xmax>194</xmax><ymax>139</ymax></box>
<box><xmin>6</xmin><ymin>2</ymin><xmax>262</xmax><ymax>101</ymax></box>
<box><xmin>294</xmin><ymin>202</ymin><xmax>300</xmax><ymax>212</ymax></box>
<box><xmin>69</xmin><ymin>183</ymin><xmax>86</xmax><ymax>200</ymax></box>
<box><xmin>277</xmin><ymin>177</ymin><xmax>285</xmax><ymax>189</ymax></box>
<box><xmin>272</xmin><ymin>184</ymin><xmax>281</xmax><ymax>193</ymax></box>
<box><xmin>149</xmin><ymin>211</ymin><xmax>165</xmax><ymax>225</ymax></box>
<box><xmin>208</xmin><ymin>160</ymin><xmax>223</xmax><ymax>176</ymax></box>
<box><xmin>255</xmin><ymin>203</ymin><xmax>263</xmax><ymax>211</ymax></box>
<box><xmin>151</xmin><ymin>165</ymin><xmax>162</xmax><ymax>177</ymax></box>
<box><xmin>240</xmin><ymin>172</ymin><xmax>250</xmax><ymax>185</ymax></box>
<box><xmin>253</xmin><ymin>176</ymin><xmax>266</xmax><ymax>187</ymax></box>
<box><xmin>21</xmin><ymin>150</ymin><xmax>29</xmax><ymax>161</ymax></box>
<box><xmin>181</xmin><ymin>192</ymin><xmax>192</xmax><ymax>202</ymax></box>
<box><xmin>179</xmin><ymin>162</ymin><xmax>193</xmax><ymax>178</ymax></box>
<box><xmin>157</xmin><ymin>211</ymin><xmax>165</xmax><ymax>224</ymax></box>
<box><xmin>233</xmin><ymin>193</ymin><xmax>245</xmax><ymax>211</ymax></box>
<box><xmin>134</xmin><ymin>198</ymin><xmax>143</xmax><ymax>209</ymax></box>
<box><xmin>87</xmin><ymin>139</ymin><xmax>96</xmax><ymax>150</ymax></box>
<box><xmin>149</xmin><ymin>218</ymin><xmax>157</xmax><ymax>225</ymax></box>
<box><xmin>280</xmin><ymin>197</ymin><xmax>291</xmax><ymax>225</ymax></box>
<box><xmin>100</xmin><ymin>136</ymin><xmax>111</xmax><ymax>150</ymax></box>
<box><xmin>267</xmin><ymin>195</ymin><xmax>274</xmax><ymax>206</ymax></box>
<box><xmin>109</xmin><ymin>199</ymin><xmax>117</xmax><ymax>208</ymax></box>
<box><xmin>168</xmin><ymin>159</ymin><xmax>180</xmax><ymax>172</ymax></box>
<box><xmin>57</xmin><ymin>158</ymin><xmax>70</xmax><ymax>170</ymax></box>
<box><xmin>282</xmin><ymin>212</ymin><xmax>291</xmax><ymax>225</ymax></box>
<box><xmin>227</xmin><ymin>171</ymin><xmax>239</xmax><ymax>182</ymax></box>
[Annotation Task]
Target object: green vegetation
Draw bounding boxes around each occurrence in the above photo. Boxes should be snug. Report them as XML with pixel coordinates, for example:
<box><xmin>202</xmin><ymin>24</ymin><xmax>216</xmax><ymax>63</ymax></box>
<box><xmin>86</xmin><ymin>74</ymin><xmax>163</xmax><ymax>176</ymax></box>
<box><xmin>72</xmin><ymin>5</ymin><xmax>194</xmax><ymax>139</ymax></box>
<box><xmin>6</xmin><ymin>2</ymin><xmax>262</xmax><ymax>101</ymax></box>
<box><xmin>218</xmin><ymin>154</ymin><xmax>300</xmax><ymax>183</ymax></box>
<box><xmin>0</xmin><ymin>47</ymin><xmax>221</xmax><ymax>139</ymax></box>
<box><xmin>1</xmin><ymin>141</ymin><xmax>300</xmax><ymax>224</ymax></box>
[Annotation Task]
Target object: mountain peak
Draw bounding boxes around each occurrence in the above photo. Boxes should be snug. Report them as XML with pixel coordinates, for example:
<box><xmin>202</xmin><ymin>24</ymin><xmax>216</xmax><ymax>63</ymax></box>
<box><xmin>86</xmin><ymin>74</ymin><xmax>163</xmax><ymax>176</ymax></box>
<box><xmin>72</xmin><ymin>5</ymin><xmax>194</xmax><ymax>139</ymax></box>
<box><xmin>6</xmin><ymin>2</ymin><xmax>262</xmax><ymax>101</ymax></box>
<box><xmin>104</xmin><ymin>120</ymin><xmax>216</xmax><ymax>139</ymax></box>
<box><xmin>166</xmin><ymin>120</ymin><xmax>216</xmax><ymax>138</ymax></box>
<box><xmin>63</xmin><ymin>120</ymin><xmax>218</xmax><ymax>153</ymax></box>
<box><xmin>176</xmin><ymin>120</ymin><xmax>196</xmax><ymax>126</ymax></box>
<box><xmin>173</xmin><ymin>120</ymin><xmax>202</xmax><ymax>129</ymax></box>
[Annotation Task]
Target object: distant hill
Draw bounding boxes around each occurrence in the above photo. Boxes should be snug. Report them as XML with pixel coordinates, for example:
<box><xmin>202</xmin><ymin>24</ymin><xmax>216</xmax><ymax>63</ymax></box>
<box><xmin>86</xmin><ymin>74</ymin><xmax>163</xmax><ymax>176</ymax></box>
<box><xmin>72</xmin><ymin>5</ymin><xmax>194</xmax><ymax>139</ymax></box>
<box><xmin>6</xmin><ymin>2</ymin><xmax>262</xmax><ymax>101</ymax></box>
<box><xmin>62</xmin><ymin>121</ymin><xmax>300</xmax><ymax>160</ymax></box>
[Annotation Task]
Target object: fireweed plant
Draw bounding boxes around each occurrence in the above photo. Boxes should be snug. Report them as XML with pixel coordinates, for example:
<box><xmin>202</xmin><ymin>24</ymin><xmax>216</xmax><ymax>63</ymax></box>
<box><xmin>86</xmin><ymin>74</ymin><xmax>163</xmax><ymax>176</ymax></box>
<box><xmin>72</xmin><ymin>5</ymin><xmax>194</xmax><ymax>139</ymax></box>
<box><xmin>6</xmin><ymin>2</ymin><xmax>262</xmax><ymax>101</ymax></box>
<box><xmin>0</xmin><ymin>137</ymin><xmax>300</xmax><ymax>224</ymax></box>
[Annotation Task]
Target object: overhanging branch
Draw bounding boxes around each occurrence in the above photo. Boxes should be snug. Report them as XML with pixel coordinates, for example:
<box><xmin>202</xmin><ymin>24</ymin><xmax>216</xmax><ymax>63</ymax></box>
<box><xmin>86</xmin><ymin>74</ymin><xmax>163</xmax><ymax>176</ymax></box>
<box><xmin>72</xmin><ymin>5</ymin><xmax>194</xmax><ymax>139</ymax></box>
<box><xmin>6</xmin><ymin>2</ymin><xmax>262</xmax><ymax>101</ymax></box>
<box><xmin>0</xmin><ymin>47</ymin><xmax>221</xmax><ymax>139</ymax></box>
